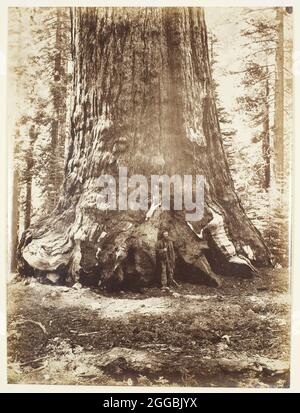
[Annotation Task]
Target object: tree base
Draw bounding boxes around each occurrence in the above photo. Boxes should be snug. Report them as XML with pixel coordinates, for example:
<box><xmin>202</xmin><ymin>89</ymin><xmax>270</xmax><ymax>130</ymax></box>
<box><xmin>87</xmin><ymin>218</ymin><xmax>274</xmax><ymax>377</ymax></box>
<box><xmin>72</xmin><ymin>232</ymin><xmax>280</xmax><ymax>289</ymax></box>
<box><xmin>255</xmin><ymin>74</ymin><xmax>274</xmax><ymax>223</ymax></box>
<box><xmin>17</xmin><ymin>208</ymin><xmax>220</xmax><ymax>289</ymax></box>
<box><xmin>17</xmin><ymin>203</ymin><xmax>265</xmax><ymax>291</ymax></box>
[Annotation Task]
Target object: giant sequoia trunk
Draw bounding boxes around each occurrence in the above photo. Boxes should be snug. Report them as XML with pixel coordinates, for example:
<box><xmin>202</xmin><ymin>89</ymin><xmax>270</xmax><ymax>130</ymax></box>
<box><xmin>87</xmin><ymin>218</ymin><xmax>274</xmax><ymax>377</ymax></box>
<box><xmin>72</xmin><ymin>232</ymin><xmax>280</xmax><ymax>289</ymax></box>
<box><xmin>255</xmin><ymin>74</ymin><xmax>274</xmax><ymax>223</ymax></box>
<box><xmin>18</xmin><ymin>7</ymin><xmax>271</xmax><ymax>290</ymax></box>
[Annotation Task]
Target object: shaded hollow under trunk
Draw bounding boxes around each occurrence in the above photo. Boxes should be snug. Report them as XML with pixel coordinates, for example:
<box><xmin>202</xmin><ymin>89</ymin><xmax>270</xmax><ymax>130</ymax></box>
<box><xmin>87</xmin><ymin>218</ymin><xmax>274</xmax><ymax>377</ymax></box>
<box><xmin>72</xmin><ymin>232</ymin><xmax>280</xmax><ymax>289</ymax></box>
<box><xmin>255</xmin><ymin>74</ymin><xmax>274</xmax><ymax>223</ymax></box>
<box><xmin>17</xmin><ymin>7</ymin><xmax>271</xmax><ymax>290</ymax></box>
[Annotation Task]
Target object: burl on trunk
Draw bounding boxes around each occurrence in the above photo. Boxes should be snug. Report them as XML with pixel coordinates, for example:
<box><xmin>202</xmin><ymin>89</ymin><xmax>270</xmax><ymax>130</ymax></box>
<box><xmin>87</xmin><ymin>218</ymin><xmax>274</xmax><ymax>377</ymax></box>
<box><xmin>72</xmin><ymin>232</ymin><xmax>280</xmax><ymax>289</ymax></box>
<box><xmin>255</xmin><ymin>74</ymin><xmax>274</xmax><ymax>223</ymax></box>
<box><xmin>17</xmin><ymin>7</ymin><xmax>271</xmax><ymax>290</ymax></box>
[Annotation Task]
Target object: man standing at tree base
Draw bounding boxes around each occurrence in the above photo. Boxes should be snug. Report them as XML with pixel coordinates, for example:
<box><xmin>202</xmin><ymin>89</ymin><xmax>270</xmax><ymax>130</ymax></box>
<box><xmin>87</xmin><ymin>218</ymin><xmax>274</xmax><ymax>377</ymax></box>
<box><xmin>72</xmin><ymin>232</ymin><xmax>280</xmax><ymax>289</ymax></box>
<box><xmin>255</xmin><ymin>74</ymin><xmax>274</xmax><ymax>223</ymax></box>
<box><xmin>156</xmin><ymin>229</ymin><xmax>180</xmax><ymax>291</ymax></box>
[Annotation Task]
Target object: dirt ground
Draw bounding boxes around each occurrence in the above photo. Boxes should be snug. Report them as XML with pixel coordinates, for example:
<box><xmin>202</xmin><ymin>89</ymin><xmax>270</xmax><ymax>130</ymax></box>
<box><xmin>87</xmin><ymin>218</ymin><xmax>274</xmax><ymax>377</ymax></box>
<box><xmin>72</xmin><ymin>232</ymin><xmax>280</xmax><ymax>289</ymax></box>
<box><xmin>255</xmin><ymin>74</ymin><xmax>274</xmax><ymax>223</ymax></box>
<box><xmin>7</xmin><ymin>268</ymin><xmax>290</xmax><ymax>388</ymax></box>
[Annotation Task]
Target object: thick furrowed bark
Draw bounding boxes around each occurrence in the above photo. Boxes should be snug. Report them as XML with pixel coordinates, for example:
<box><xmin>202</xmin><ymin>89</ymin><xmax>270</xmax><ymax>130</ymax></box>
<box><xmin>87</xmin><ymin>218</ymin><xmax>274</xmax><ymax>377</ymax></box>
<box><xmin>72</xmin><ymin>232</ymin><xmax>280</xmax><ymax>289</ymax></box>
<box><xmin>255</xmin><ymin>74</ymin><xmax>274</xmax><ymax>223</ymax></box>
<box><xmin>18</xmin><ymin>7</ymin><xmax>272</xmax><ymax>289</ymax></box>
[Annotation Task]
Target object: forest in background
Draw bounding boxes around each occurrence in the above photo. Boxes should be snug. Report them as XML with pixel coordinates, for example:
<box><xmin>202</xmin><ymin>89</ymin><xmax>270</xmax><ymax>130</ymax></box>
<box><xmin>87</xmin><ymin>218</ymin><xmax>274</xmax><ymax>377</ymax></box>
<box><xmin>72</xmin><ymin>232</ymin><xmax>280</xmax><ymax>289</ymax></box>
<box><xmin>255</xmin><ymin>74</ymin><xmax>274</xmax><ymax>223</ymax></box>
<box><xmin>8</xmin><ymin>7</ymin><xmax>293</xmax><ymax>271</ymax></box>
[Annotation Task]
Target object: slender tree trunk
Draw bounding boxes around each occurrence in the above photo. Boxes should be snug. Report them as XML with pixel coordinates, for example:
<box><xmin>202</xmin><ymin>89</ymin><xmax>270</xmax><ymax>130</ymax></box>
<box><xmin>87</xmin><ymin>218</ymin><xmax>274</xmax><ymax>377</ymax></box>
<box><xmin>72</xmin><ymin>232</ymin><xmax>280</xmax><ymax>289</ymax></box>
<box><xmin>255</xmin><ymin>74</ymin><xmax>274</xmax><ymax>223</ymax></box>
<box><xmin>24</xmin><ymin>159</ymin><xmax>33</xmax><ymax>230</ymax></box>
<box><xmin>10</xmin><ymin>13</ymin><xmax>23</xmax><ymax>271</ymax></box>
<box><xmin>262</xmin><ymin>69</ymin><xmax>271</xmax><ymax>189</ymax></box>
<box><xmin>274</xmin><ymin>7</ymin><xmax>284</xmax><ymax>188</ymax></box>
<box><xmin>50</xmin><ymin>118</ymin><xmax>59</xmax><ymax>210</ymax></box>
<box><xmin>11</xmin><ymin>168</ymin><xmax>20</xmax><ymax>271</ymax></box>
<box><xmin>24</xmin><ymin>160</ymin><xmax>33</xmax><ymax>231</ymax></box>
<box><xmin>24</xmin><ymin>125</ymin><xmax>37</xmax><ymax>230</ymax></box>
<box><xmin>18</xmin><ymin>8</ymin><xmax>271</xmax><ymax>289</ymax></box>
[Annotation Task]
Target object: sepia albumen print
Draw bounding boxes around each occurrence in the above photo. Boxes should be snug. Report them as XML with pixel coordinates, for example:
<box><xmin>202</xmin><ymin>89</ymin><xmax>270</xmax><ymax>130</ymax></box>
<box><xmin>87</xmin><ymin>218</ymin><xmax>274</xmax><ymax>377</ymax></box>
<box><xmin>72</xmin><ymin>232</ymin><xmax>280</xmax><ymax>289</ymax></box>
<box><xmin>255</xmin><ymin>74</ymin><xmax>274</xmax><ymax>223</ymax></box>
<box><xmin>7</xmin><ymin>6</ymin><xmax>293</xmax><ymax>387</ymax></box>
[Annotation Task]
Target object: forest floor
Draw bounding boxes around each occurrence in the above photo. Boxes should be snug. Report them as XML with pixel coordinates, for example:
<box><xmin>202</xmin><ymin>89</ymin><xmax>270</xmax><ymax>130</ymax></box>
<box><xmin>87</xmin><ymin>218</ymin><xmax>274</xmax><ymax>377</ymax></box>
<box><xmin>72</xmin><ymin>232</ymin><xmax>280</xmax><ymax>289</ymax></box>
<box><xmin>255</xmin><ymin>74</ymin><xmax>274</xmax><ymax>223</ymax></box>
<box><xmin>7</xmin><ymin>268</ymin><xmax>290</xmax><ymax>388</ymax></box>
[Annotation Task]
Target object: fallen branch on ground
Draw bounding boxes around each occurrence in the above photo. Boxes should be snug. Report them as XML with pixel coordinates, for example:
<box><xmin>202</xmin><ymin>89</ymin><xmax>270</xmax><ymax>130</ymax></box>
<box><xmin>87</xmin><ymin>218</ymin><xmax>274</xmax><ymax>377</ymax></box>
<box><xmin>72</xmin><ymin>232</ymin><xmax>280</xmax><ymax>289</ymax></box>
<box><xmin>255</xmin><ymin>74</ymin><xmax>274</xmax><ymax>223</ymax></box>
<box><xmin>15</xmin><ymin>319</ymin><xmax>47</xmax><ymax>334</ymax></box>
